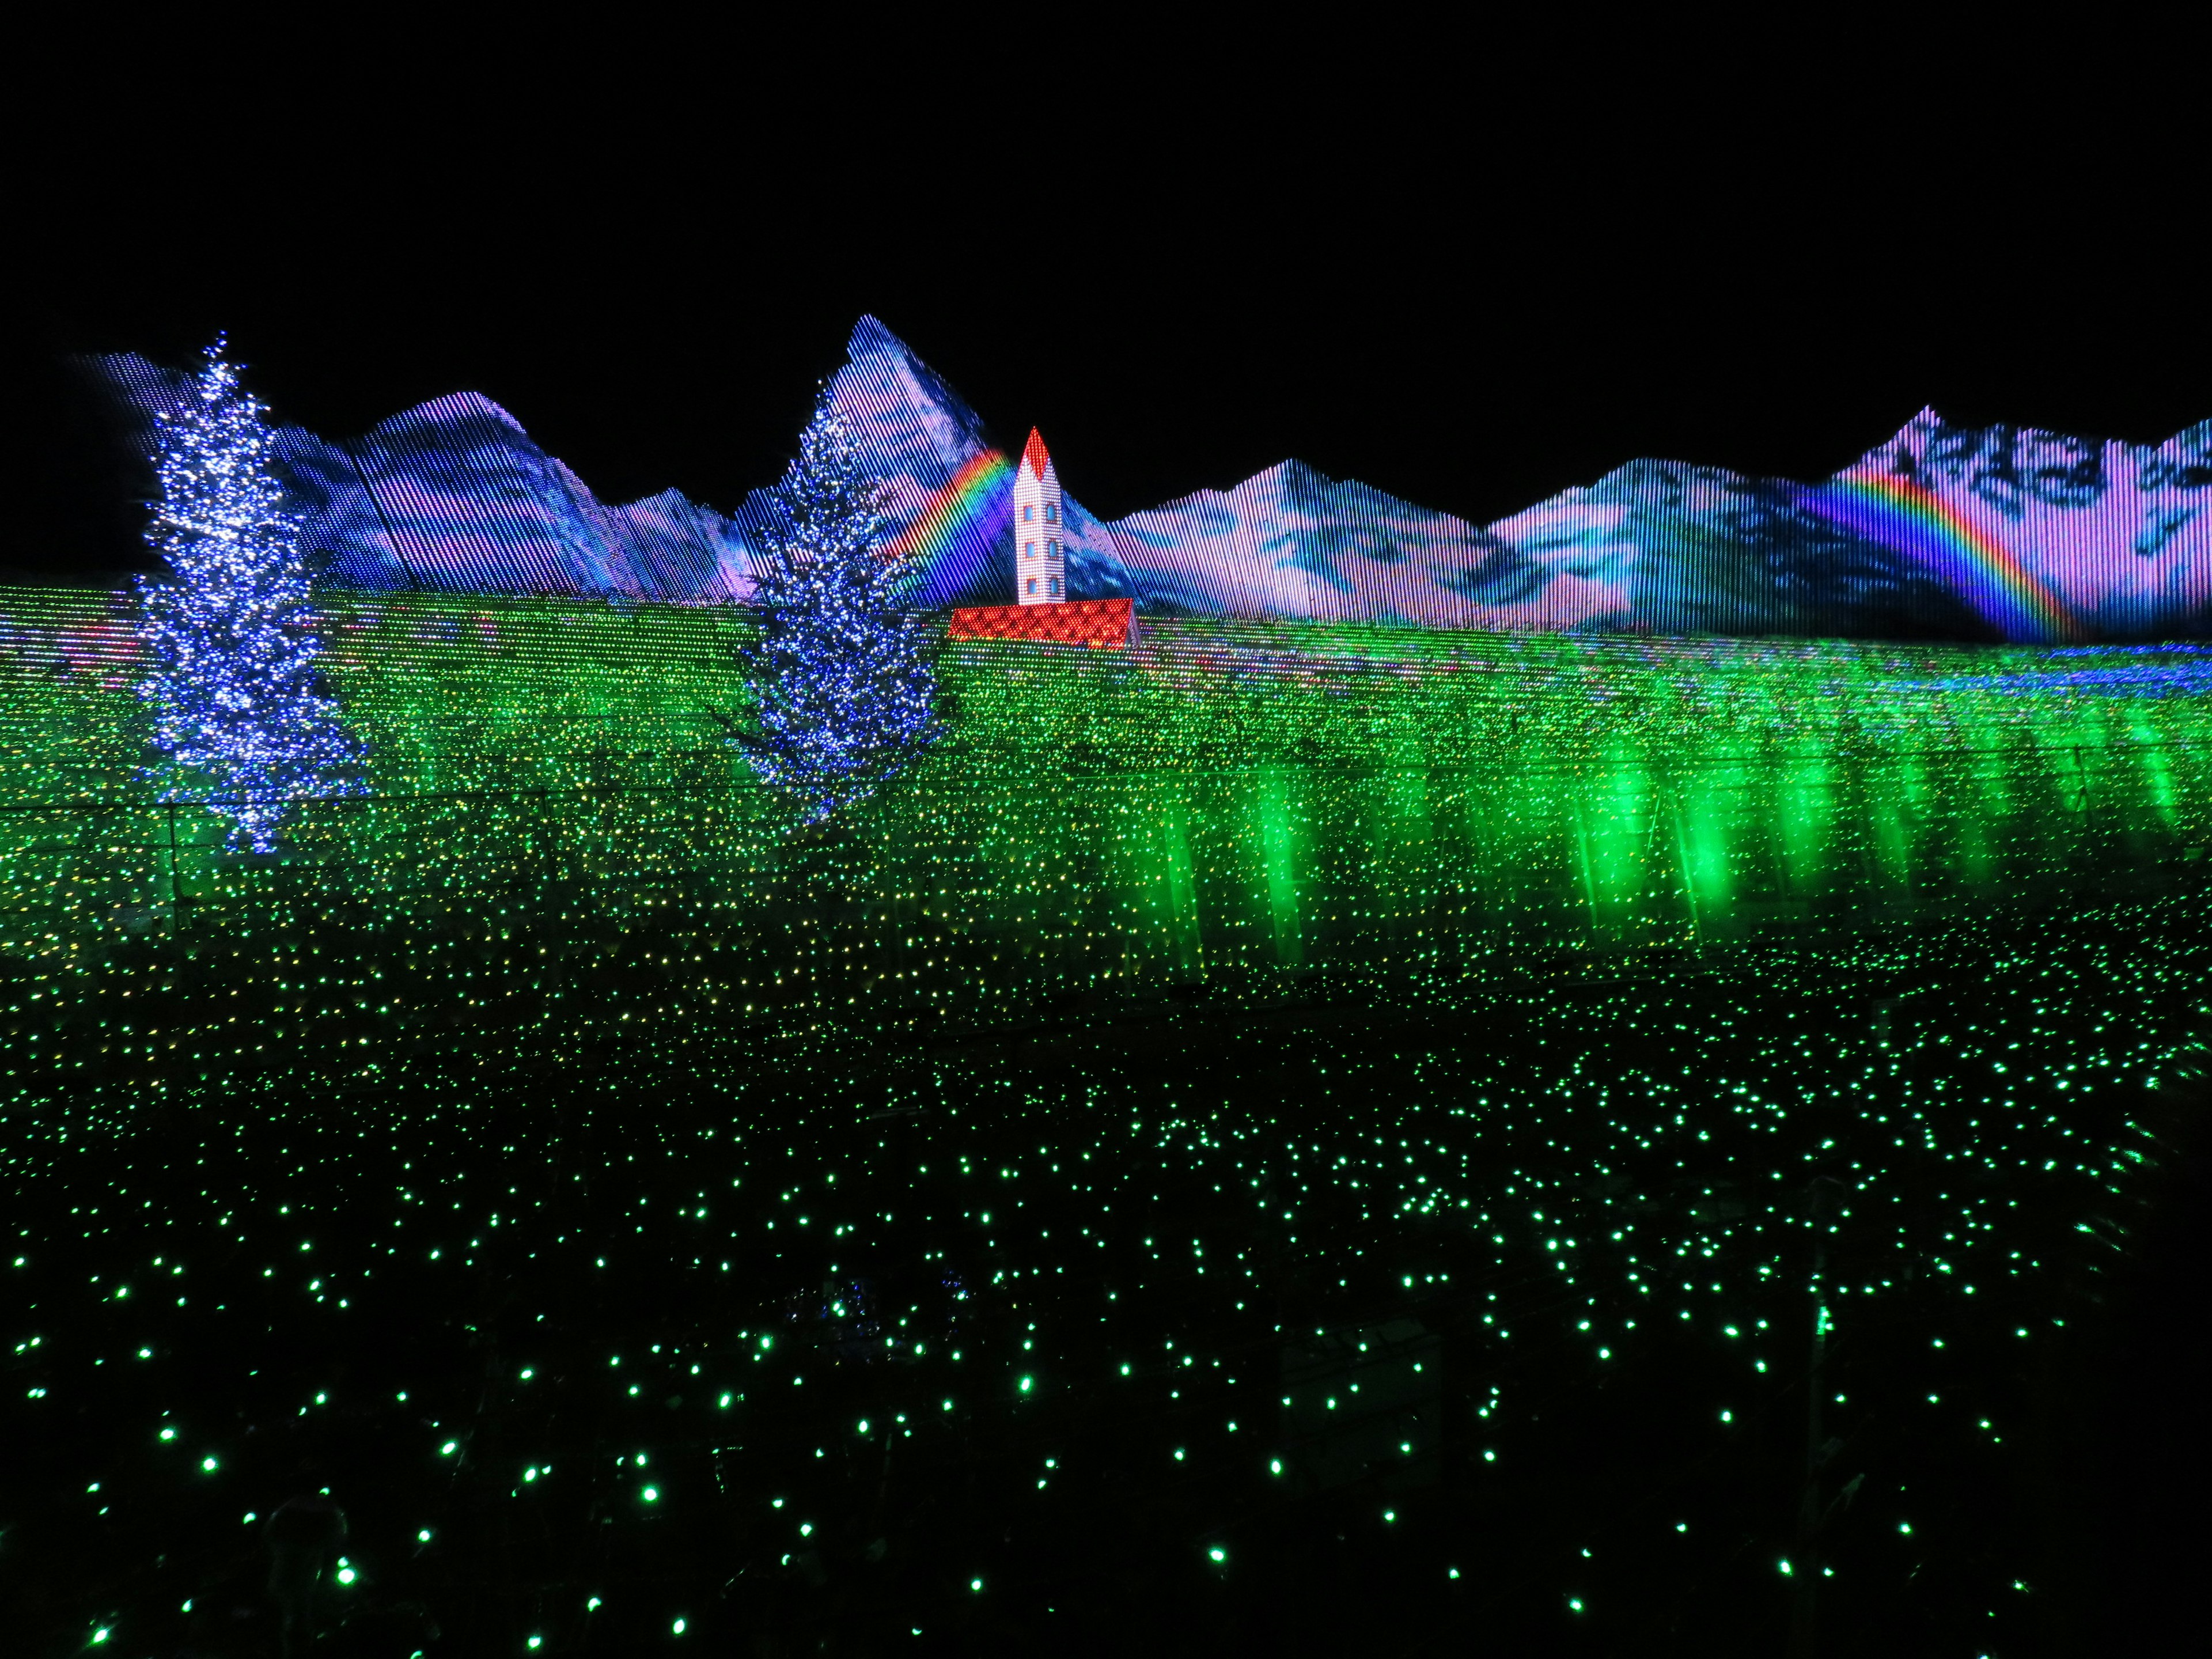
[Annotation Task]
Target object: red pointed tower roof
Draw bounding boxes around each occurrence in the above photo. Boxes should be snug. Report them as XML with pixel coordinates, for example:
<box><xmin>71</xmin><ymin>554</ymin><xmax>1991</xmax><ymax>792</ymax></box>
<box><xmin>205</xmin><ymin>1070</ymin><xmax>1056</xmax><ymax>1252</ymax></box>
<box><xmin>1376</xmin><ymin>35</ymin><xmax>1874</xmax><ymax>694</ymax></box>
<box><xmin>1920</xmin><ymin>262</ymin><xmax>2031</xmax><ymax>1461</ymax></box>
<box><xmin>1019</xmin><ymin>427</ymin><xmax>1052</xmax><ymax>478</ymax></box>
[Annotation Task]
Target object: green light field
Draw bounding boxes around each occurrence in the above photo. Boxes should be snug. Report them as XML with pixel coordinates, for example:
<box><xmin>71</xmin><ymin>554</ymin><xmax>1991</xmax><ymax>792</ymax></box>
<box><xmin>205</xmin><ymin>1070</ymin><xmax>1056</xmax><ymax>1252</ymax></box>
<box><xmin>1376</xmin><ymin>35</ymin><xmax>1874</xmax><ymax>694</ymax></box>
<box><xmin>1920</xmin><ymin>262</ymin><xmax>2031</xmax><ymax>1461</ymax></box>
<box><xmin>6</xmin><ymin>589</ymin><xmax>2207</xmax><ymax>1005</ymax></box>
<box><xmin>2</xmin><ymin>587</ymin><xmax>2207</xmax><ymax>1654</ymax></box>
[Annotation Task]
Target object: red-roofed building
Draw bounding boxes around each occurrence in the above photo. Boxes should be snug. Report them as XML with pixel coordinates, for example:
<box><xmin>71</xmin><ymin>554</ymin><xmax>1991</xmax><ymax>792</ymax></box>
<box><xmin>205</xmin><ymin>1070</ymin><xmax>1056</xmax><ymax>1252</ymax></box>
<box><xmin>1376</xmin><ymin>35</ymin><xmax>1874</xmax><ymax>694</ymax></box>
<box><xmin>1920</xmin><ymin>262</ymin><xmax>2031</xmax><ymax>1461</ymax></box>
<box><xmin>1012</xmin><ymin>427</ymin><xmax>1065</xmax><ymax>606</ymax></box>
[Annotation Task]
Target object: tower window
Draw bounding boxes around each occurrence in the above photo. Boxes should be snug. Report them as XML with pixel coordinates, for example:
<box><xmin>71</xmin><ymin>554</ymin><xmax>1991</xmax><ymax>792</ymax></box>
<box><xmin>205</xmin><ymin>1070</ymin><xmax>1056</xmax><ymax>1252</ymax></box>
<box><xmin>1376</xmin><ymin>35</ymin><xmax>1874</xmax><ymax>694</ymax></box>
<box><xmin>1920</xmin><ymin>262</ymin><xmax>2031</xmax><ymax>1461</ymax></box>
<box><xmin>1024</xmin><ymin>542</ymin><xmax>1036</xmax><ymax>559</ymax></box>
<box><xmin>1026</xmin><ymin>577</ymin><xmax>1037</xmax><ymax>594</ymax></box>
<box><xmin>1047</xmin><ymin>540</ymin><xmax>1058</xmax><ymax>556</ymax></box>
<box><xmin>1022</xmin><ymin>504</ymin><xmax>1035</xmax><ymax>522</ymax></box>
<box><xmin>1049</xmin><ymin>576</ymin><xmax>1061</xmax><ymax>595</ymax></box>
<box><xmin>1044</xmin><ymin>503</ymin><xmax>1058</xmax><ymax>524</ymax></box>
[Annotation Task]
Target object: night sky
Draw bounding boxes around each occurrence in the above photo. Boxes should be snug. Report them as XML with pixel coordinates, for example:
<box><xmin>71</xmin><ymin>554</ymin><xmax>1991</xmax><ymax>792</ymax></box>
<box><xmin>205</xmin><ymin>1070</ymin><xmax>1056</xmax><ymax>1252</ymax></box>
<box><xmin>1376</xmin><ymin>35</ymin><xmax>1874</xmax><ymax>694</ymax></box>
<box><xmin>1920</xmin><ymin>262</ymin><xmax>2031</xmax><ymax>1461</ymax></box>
<box><xmin>15</xmin><ymin>25</ymin><xmax>2205</xmax><ymax>582</ymax></box>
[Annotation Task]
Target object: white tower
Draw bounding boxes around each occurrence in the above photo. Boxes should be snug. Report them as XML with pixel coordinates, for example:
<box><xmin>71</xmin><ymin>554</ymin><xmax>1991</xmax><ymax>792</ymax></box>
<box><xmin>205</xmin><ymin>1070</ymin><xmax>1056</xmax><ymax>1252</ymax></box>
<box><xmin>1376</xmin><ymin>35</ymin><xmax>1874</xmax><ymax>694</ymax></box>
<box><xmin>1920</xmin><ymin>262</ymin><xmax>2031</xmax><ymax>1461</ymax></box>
<box><xmin>1011</xmin><ymin>427</ymin><xmax>1066</xmax><ymax>605</ymax></box>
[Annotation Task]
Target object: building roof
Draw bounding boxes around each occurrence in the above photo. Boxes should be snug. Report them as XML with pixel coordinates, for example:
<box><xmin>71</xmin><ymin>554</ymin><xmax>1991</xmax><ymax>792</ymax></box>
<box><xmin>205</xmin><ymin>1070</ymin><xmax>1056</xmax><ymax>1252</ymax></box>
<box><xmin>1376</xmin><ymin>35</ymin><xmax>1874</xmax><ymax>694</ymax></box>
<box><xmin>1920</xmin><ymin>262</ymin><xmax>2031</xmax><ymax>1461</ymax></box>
<box><xmin>1019</xmin><ymin>427</ymin><xmax>1052</xmax><ymax>479</ymax></box>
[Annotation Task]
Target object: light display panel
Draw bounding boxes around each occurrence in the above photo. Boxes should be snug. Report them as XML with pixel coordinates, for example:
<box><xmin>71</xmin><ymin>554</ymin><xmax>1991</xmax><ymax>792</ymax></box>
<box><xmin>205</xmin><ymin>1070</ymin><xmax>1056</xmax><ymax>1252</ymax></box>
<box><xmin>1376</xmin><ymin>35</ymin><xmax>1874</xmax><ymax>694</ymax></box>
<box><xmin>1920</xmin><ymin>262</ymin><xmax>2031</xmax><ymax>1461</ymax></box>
<box><xmin>89</xmin><ymin>321</ymin><xmax>2211</xmax><ymax>641</ymax></box>
<box><xmin>3</xmin><ymin>582</ymin><xmax>2208</xmax><ymax>1652</ymax></box>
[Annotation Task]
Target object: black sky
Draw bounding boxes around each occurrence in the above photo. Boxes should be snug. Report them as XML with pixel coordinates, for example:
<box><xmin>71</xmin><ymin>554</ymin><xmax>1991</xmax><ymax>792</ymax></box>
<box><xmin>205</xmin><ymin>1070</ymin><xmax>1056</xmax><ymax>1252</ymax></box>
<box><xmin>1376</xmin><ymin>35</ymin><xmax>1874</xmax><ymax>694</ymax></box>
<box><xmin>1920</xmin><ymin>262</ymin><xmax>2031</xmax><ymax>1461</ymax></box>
<box><xmin>13</xmin><ymin>21</ymin><xmax>2206</xmax><ymax>579</ymax></box>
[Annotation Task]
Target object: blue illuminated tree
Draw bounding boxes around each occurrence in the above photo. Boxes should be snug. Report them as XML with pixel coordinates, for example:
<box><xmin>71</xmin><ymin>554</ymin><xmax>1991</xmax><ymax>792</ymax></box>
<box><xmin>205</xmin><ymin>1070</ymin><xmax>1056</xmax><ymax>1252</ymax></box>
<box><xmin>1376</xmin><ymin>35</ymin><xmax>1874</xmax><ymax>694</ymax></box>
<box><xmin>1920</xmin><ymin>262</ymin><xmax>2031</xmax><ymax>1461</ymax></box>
<box><xmin>135</xmin><ymin>339</ymin><xmax>363</xmax><ymax>853</ymax></box>
<box><xmin>730</xmin><ymin>390</ymin><xmax>941</xmax><ymax>821</ymax></box>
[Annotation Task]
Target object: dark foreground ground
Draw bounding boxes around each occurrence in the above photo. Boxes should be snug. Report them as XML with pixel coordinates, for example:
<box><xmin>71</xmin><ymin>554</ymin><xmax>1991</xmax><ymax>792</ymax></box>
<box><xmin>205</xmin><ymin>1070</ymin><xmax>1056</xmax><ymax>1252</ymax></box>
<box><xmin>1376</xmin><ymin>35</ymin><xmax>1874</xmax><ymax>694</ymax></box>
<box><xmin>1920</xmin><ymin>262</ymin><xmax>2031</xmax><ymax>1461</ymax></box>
<box><xmin>4</xmin><ymin>896</ymin><xmax>2207</xmax><ymax>1657</ymax></box>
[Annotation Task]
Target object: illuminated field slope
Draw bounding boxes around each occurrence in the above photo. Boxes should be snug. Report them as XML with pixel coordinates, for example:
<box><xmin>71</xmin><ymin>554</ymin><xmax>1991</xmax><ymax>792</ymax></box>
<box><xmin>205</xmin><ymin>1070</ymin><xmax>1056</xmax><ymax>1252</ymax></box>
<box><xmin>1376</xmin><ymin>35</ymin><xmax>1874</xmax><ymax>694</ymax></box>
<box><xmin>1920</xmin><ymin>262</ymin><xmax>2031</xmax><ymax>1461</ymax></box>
<box><xmin>3</xmin><ymin>585</ymin><xmax>2209</xmax><ymax>1653</ymax></box>
<box><xmin>3</xmin><ymin>586</ymin><xmax>2207</xmax><ymax>1006</ymax></box>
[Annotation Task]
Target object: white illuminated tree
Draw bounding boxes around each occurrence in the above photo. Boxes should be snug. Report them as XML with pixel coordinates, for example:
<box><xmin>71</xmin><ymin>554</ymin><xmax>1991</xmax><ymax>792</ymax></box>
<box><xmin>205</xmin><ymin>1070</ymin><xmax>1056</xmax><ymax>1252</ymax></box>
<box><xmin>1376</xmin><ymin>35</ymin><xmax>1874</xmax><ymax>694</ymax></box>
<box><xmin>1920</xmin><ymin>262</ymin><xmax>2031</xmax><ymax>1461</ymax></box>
<box><xmin>135</xmin><ymin>339</ymin><xmax>362</xmax><ymax>852</ymax></box>
<box><xmin>730</xmin><ymin>389</ymin><xmax>941</xmax><ymax>822</ymax></box>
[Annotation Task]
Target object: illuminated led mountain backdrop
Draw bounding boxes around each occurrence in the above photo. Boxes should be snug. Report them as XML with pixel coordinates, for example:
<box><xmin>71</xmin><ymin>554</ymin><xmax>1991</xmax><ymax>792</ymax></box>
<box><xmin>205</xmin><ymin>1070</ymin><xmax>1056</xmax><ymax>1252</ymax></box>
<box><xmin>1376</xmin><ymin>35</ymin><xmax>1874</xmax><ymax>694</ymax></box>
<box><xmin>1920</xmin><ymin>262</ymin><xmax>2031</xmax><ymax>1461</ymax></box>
<box><xmin>89</xmin><ymin>317</ymin><xmax>2211</xmax><ymax>642</ymax></box>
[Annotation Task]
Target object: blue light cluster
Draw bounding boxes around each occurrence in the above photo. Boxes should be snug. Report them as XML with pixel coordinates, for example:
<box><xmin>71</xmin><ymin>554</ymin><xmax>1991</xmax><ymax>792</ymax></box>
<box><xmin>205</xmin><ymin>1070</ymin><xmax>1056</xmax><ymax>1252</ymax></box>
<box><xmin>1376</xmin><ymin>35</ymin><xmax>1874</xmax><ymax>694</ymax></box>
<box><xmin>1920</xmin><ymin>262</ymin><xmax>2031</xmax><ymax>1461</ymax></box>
<box><xmin>131</xmin><ymin>340</ymin><xmax>362</xmax><ymax>853</ymax></box>
<box><xmin>732</xmin><ymin>392</ymin><xmax>941</xmax><ymax>821</ymax></box>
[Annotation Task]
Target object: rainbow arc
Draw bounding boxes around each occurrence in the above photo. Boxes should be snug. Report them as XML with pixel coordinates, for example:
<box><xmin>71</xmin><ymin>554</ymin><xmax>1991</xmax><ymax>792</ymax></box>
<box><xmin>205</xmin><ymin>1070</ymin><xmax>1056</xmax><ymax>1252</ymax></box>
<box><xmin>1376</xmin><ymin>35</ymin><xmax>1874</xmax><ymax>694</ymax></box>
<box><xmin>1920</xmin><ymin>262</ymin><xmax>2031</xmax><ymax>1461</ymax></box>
<box><xmin>1813</xmin><ymin>472</ymin><xmax>2081</xmax><ymax>643</ymax></box>
<box><xmin>886</xmin><ymin>450</ymin><xmax>1014</xmax><ymax>605</ymax></box>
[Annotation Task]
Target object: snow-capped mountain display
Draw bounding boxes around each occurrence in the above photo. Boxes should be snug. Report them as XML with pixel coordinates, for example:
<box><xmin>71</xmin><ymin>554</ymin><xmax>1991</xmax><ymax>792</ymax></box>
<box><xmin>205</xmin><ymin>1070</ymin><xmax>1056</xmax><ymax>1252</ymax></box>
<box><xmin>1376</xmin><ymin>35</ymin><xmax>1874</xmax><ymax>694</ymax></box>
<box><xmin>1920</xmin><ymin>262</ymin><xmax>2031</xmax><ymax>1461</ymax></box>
<box><xmin>1102</xmin><ymin>418</ymin><xmax>2208</xmax><ymax>642</ymax></box>
<box><xmin>88</xmin><ymin>355</ymin><xmax>757</xmax><ymax>601</ymax></box>
<box><xmin>1820</xmin><ymin>410</ymin><xmax>2211</xmax><ymax>639</ymax></box>
<box><xmin>816</xmin><ymin>317</ymin><xmax>1130</xmax><ymax>610</ymax></box>
<box><xmin>85</xmin><ymin>320</ymin><xmax>2211</xmax><ymax>642</ymax></box>
<box><xmin>1110</xmin><ymin>460</ymin><xmax>1542</xmax><ymax>628</ymax></box>
<box><xmin>1481</xmin><ymin>457</ymin><xmax>1990</xmax><ymax>640</ymax></box>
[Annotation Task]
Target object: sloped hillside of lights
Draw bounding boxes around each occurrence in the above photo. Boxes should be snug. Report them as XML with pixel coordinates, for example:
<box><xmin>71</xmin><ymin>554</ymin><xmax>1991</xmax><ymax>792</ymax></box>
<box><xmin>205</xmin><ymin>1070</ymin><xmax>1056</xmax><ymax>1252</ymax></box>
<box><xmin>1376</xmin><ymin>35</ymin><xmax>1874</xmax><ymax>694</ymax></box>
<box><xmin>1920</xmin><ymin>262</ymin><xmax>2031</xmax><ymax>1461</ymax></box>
<box><xmin>2</xmin><ymin>586</ymin><xmax>2208</xmax><ymax>1654</ymax></box>
<box><xmin>6</xmin><ymin>588</ymin><xmax>2209</xmax><ymax>984</ymax></box>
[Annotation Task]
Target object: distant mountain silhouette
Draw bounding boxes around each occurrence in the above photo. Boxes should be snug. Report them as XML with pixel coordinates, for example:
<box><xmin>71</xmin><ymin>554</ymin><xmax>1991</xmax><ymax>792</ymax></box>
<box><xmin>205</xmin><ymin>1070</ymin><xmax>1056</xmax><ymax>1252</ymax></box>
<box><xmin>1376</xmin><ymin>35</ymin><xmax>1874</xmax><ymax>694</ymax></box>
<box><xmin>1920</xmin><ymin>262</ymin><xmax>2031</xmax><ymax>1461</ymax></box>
<box><xmin>84</xmin><ymin>320</ymin><xmax>2211</xmax><ymax>642</ymax></box>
